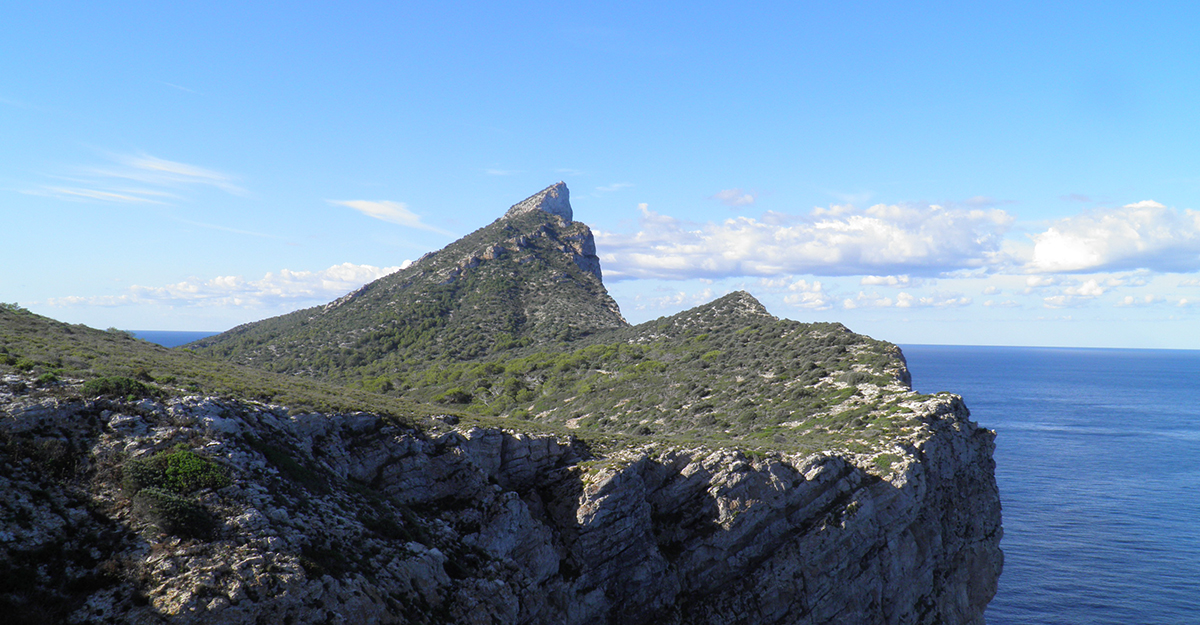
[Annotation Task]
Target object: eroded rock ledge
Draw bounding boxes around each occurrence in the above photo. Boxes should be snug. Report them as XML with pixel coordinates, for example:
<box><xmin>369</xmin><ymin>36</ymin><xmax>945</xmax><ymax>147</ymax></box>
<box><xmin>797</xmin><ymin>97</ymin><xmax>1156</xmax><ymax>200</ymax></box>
<box><xmin>0</xmin><ymin>376</ymin><xmax>1000</xmax><ymax>624</ymax></box>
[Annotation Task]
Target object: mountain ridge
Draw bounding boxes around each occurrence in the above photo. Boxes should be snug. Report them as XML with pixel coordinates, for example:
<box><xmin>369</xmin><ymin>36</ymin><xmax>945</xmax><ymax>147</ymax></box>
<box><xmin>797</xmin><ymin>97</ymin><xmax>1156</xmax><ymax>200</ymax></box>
<box><xmin>191</xmin><ymin>185</ymin><xmax>919</xmax><ymax>451</ymax></box>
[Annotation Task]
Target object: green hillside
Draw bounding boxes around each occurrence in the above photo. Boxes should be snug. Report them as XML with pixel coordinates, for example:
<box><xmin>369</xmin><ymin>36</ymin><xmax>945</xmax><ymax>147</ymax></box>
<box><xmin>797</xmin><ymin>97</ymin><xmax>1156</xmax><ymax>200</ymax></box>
<box><xmin>186</xmin><ymin>184</ymin><xmax>927</xmax><ymax>452</ymax></box>
<box><xmin>191</xmin><ymin>186</ymin><xmax>625</xmax><ymax>381</ymax></box>
<box><xmin>0</xmin><ymin>305</ymin><xmax>449</xmax><ymax>424</ymax></box>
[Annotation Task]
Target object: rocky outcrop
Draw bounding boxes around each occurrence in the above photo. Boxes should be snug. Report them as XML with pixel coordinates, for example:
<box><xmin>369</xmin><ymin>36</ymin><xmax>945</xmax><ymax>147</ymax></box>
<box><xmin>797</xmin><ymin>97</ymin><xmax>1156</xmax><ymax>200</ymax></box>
<box><xmin>504</xmin><ymin>182</ymin><xmax>572</xmax><ymax>223</ymax></box>
<box><xmin>0</xmin><ymin>374</ymin><xmax>1000</xmax><ymax>624</ymax></box>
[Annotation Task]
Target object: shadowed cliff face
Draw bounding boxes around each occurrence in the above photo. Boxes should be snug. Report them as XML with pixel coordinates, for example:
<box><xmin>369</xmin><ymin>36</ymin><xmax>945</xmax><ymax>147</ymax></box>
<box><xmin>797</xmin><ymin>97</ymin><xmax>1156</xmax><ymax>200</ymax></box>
<box><xmin>0</xmin><ymin>374</ymin><xmax>1000</xmax><ymax>625</ymax></box>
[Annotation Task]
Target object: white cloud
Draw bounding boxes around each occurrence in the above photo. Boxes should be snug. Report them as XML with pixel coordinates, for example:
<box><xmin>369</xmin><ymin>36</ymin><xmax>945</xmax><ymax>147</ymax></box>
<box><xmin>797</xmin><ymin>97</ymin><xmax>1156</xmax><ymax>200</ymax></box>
<box><xmin>984</xmin><ymin>299</ymin><xmax>1021</xmax><ymax>308</ymax></box>
<box><xmin>712</xmin><ymin>188</ymin><xmax>756</xmax><ymax>208</ymax></box>
<box><xmin>777</xmin><ymin>279</ymin><xmax>833</xmax><ymax>310</ymax></box>
<box><xmin>1115</xmin><ymin>295</ymin><xmax>1162</xmax><ymax>307</ymax></box>
<box><xmin>46</xmin><ymin>262</ymin><xmax>409</xmax><ymax>310</ymax></box>
<box><xmin>1042</xmin><ymin>278</ymin><xmax>1107</xmax><ymax>308</ymax></box>
<box><xmin>860</xmin><ymin>274</ymin><xmax>924</xmax><ymax>287</ymax></box>
<box><xmin>632</xmin><ymin>288</ymin><xmax>717</xmax><ymax>311</ymax></box>
<box><xmin>1029</xmin><ymin>200</ymin><xmax>1200</xmax><ymax>273</ymax></box>
<box><xmin>842</xmin><ymin>290</ymin><xmax>970</xmax><ymax>309</ymax></box>
<box><xmin>330</xmin><ymin>200</ymin><xmax>452</xmax><ymax>235</ymax></box>
<box><xmin>596</xmin><ymin>202</ymin><xmax>1014</xmax><ymax>280</ymax></box>
<box><xmin>596</xmin><ymin>182</ymin><xmax>634</xmax><ymax>193</ymax></box>
<box><xmin>1025</xmin><ymin>275</ymin><xmax>1058</xmax><ymax>289</ymax></box>
<box><xmin>982</xmin><ymin>285</ymin><xmax>1000</xmax><ymax>295</ymax></box>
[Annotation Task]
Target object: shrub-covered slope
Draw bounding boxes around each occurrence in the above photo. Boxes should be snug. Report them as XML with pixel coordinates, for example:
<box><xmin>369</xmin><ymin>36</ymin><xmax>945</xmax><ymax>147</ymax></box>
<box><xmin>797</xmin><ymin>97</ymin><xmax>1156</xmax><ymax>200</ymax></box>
<box><xmin>395</xmin><ymin>291</ymin><xmax>920</xmax><ymax>453</ymax></box>
<box><xmin>190</xmin><ymin>183</ymin><xmax>625</xmax><ymax>381</ymax></box>
<box><xmin>0</xmin><ymin>305</ymin><xmax>448</xmax><ymax>423</ymax></box>
<box><xmin>190</xmin><ymin>184</ymin><xmax>920</xmax><ymax>453</ymax></box>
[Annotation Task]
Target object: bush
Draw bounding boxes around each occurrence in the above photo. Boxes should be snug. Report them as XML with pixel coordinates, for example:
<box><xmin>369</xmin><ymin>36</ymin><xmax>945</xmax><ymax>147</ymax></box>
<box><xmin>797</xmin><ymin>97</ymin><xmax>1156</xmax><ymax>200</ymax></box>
<box><xmin>123</xmin><ymin>445</ymin><xmax>230</xmax><ymax>495</ymax></box>
<box><xmin>82</xmin><ymin>376</ymin><xmax>155</xmax><ymax>400</ymax></box>
<box><xmin>436</xmin><ymin>387</ymin><xmax>472</xmax><ymax>404</ymax></box>
<box><xmin>132</xmin><ymin>487</ymin><xmax>214</xmax><ymax>538</ymax></box>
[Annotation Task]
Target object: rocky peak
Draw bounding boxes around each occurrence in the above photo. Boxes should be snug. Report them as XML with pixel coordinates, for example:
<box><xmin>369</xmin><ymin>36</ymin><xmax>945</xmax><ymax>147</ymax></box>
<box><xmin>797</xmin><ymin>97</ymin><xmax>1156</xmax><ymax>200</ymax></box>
<box><xmin>504</xmin><ymin>182</ymin><xmax>572</xmax><ymax>223</ymax></box>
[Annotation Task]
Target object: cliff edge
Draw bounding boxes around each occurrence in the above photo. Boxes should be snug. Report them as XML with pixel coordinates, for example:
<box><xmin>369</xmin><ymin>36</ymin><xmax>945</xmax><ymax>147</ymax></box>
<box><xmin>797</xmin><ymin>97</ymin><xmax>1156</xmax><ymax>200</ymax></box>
<box><xmin>0</xmin><ymin>373</ymin><xmax>1000</xmax><ymax>624</ymax></box>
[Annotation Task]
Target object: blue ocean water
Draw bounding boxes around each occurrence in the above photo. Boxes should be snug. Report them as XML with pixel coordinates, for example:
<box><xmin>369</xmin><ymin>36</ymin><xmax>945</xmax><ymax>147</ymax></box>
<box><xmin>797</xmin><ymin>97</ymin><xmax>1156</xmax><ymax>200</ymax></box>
<box><xmin>900</xmin><ymin>345</ymin><xmax>1200</xmax><ymax>625</ymax></box>
<box><xmin>132</xmin><ymin>330</ymin><xmax>220</xmax><ymax>348</ymax></box>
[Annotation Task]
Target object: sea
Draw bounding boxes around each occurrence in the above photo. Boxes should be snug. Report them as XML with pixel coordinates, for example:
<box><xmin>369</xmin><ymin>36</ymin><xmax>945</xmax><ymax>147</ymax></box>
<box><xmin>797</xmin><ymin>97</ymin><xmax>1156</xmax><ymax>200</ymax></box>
<box><xmin>901</xmin><ymin>345</ymin><xmax>1200</xmax><ymax>625</ymax></box>
<box><xmin>132</xmin><ymin>330</ymin><xmax>220</xmax><ymax>348</ymax></box>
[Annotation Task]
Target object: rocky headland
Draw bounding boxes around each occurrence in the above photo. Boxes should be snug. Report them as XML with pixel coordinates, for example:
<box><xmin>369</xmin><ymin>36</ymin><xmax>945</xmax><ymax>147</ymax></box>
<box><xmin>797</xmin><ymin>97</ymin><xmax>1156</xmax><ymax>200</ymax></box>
<box><xmin>1</xmin><ymin>374</ymin><xmax>999</xmax><ymax>624</ymax></box>
<box><xmin>0</xmin><ymin>183</ymin><xmax>1002</xmax><ymax>623</ymax></box>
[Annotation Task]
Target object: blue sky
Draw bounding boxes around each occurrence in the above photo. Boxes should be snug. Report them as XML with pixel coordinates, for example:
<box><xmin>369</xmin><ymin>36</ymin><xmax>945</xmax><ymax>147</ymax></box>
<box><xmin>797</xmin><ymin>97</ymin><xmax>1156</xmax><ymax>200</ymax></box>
<box><xmin>6</xmin><ymin>2</ymin><xmax>1200</xmax><ymax>348</ymax></box>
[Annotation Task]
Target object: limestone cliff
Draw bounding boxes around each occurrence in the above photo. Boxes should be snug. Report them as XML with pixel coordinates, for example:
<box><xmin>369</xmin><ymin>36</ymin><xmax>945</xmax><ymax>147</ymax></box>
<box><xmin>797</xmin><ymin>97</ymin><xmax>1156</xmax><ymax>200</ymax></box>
<box><xmin>0</xmin><ymin>372</ymin><xmax>1001</xmax><ymax>624</ymax></box>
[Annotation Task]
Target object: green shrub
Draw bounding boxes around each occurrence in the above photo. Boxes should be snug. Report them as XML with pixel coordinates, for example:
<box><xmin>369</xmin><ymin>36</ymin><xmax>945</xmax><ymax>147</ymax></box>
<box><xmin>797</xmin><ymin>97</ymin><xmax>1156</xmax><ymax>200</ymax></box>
<box><xmin>873</xmin><ymin>453</ymin><xmax>900</xmax><ymax>474</ymax></box>
<box><xmin>36</xmin><ymin>372</ymin><xmax>59</xmax><ymax>384</ymax></box>
<box><xmin>82</xmin><ymin>376</ymin><xmax>155</xmax><ymax>399</ymax></box>
<box><xmin>436</xmin><ymin>387</ymin><xmax>472</xmax><ymax>404</ymax></box>
<box><xmin>131</xmin><ymin>487</ymin><xmax>214</xmax><ymax>538</ymax></box>
<box><xmin>122</xmin><ymin>445</ymin><xmax>230</xmax><ymax>495</ymax></box>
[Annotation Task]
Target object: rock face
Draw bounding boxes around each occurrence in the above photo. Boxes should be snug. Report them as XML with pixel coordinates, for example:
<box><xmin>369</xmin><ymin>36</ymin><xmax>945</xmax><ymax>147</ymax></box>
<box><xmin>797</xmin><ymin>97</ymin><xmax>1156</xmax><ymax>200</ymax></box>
<box><xmin>0</xmin><ymin>373</ymin><xmax>1001</xmax><ymax>624</ymax></box>
<box><xmin>504</xmin><ymin>182</ymin><xmax>573</xmax><ymax>223</ymax></box>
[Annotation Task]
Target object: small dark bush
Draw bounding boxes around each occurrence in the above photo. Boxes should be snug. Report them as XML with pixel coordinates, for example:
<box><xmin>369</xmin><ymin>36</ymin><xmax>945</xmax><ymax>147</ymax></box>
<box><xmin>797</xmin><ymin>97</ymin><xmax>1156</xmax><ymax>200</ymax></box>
<box><xmin>436</xmin><ymin>387</ymin><xmax>472</xmax><ymax>404</ymax></box>
<box><xmin>82</xmin><ymin>376</ymin><xmax>154</xmax><ymax>399</ymax></box>
<box><xmin>132</xmin><ymin>487</ymin><xmax>214</xmax><ymax>538</ymax></box>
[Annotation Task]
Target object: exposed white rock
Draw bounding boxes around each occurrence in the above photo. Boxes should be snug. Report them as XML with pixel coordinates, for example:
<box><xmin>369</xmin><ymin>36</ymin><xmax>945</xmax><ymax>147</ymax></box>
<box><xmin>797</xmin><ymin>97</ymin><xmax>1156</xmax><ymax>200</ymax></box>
<box><xmin>504</xmin><ymin>181</ymin><xmax>573</xmax><ymax>223</ymax></box>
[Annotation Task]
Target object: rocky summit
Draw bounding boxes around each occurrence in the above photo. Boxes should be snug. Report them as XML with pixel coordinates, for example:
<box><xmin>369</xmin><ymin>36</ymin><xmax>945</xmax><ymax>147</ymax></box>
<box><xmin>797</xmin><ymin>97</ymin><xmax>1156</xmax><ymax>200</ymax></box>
<box><xmin>0</xmin><ymin>184</ymin><xmax>1003</xmax><ymax>624</ymax></box>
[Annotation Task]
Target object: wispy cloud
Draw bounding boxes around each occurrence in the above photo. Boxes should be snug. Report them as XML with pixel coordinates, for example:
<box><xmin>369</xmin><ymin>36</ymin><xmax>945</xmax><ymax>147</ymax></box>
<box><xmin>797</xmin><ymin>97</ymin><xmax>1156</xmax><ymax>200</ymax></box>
<box><xmin>161</xmin><ymin>82</ymin><xmax>199</xmax><ymax>94</ymax></box>
<box><xmin>0</xmin><ymin>95</ymin><xmax>35</xmax><ymax>110</ymax></box>
<box><xmin>596</xmin><ymin>182</ymin><xmax>633</xmax><ymax>193</ymax></box>
<box><xmin>329</xmin><ymin>200</ymin><xmax>453</xmax><ymax>235</ymax></box>
<box><xmin>31</xmin><ymin>187</ymin><xmax>169</xmax><ymax>204</ymax></box>
<box><xmin>485</xmin><ymin>168</ymin><xmax>522</xmax><ymax>176</ymax></box>
<box><xmin>94</xmin><ymin>153</ymin><xmax>246</xmax><ymax>195</ymax></box>
<box><xmin>26</xmin><ymin>152</ymin><xmax>245</xmax><ymax>204</ymax></box>
<box><xmin>596</xmin><ymin>201</ymin><xmax>1014</xmax><ymax>280</ymax></box>
<box><xmin>711</xmin><ymin>188</ymin><xmax>756</xmax><ymax>208</ymax></box>
<box><xmin>842</xmin><ymin>290</ymin><xmax>971</xmax><ymax>309</ymax></box>
<box><xmin>46</xmin><ymin>262</ymin><xmax>409</xmax><ymax>310</ymax></box>
<box><xmin>177</xmin><ymin>219</ymin><xmax>282</xmax><ymax>239</ymax></box>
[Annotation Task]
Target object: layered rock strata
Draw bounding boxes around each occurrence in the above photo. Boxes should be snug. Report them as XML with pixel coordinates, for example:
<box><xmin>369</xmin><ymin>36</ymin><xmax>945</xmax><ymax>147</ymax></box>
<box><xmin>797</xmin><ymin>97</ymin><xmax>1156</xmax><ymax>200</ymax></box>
<box><xmin>1</xmin><ymin>374</ymin><xmax>1000</xmax><ymax>624</ymax></box>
